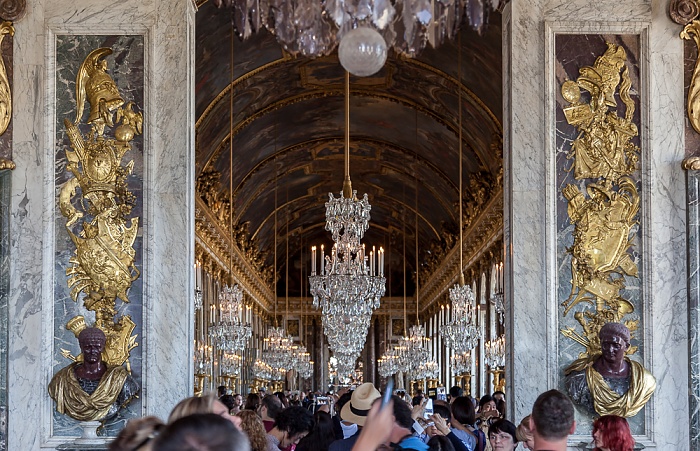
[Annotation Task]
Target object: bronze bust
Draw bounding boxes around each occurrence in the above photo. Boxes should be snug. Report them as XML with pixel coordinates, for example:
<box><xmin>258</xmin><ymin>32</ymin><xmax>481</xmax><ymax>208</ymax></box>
<box><xmin>48</xmin><ymin>327</ymin><xmax>139</xmax><ymax>422</ymax></box>
<box><xmin>565</xmin><ymin>323</ymin><xmax>655</xmax><ymax>417</ymax></box>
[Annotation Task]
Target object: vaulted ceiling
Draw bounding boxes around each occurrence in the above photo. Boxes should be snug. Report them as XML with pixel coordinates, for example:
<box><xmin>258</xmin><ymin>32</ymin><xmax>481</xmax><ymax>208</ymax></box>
<box><xmin>195</xmin><ymin>0</ymin><xmax>503</xmax><ymax>299</ymax></box>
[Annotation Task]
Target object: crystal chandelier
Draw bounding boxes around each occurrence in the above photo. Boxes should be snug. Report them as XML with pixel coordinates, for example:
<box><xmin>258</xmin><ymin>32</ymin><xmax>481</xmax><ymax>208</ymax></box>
<box><xmin>439</xmin><ymin>47</ymin><xmax>481</xmax><ymax>363</ymax></box>
<box><xmin>309</xmin><ymin>72</ymin><xmax>385</xmax><ymax>364</ymax></box>
<box><xmin>261</xmin><ymin>326</ymin><xmax>295</xmax><ymax>372</ymax></box>
<box><xmin>397</xmin><ymin>324</ymin><xmax>433</xmax><ymax>378</ymax></box>
<box><xmin>212</xmin><ymin>0</ymin><xmax>506</xmax><ymax>76</ymax></box>
<box><xmin>208</xmin><ymin>284</ymin><xmax>253</xmax><ymax>352</ymax></box>
<box><xmin>378</xmin><ymin>347</ymin><xmax>397</xmax><ymax>377</ymax></box>
<box><xmin>440</xmin><ymin>283</ymin><xmax>481</xmax><ymax>353</ymax></box>
<box><xmin>194</xmin><ymin>344</ymin><xmax>211</xmax><ymax>377</ymax></box>
<box><xmin>484</xmin><ymin>335</ymin><xmax>505</xmax><ymax>369</ymax></box>
<box><xmin>450</xmin><ymin>350</ymin><xmax>472</xmax><ymax>374</ymax></box>
<box><xmin>292</xmin><ymin>344</ymin><xmax>314</xmax><ymax>379</ymax></box>
<box><xmin>221</xmin><ymin>352</ymin><xmax>242</xmax><ymax>378</ymax></box>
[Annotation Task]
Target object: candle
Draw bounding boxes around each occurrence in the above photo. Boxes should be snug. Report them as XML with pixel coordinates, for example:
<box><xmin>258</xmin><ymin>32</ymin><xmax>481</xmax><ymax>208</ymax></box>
<box><xmin>311</xmin><ymin>246</ymin><xmax>316</xmax><ymax>275</ymax></box>
<box><xmin>379</xmin><ymin>247</ymin><xmax>384</xmax><ymax>276</ymax></box>
<box><xmin>370</xmin><ymin>250</ymin><xmax>374</xmax><ymax>276</ymax></box>
<box><xmin>320</xmin><ymin>245</ymin><xmax>325</xmax><ymax>275</ymax></box>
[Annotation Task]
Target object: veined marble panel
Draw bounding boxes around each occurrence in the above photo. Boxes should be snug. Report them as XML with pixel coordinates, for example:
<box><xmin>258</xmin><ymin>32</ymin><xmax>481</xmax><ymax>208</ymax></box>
<box><xmin>52</xmin><ymin>35</ymin><xmax>144</xmax><ymax>438</ymax></box>
<box><xmin>0</xmin><ymin>170</ymin><xmax>10</xmax><ymax>451</ymax></box>
<box><xmin>688</xmin><ymin>170</ymin><xmax>700</xmax><ymax>451</ymax></box>
<box><xmin>554</xmin><ymin>33</ymin><xmax>645</xmax><ymax>436</ymax></box>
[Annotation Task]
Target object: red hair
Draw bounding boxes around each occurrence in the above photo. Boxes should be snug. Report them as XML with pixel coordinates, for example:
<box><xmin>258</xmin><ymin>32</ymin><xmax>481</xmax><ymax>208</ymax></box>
<box><xmin>592</xmin><ymin>415</ymin><xmax>635</xmax><ymax>451</ymax></box>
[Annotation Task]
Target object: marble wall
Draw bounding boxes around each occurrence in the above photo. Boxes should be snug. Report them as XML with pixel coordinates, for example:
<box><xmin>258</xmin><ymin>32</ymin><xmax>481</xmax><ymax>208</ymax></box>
<box><xmin>8</xmin><ymin>0</ymin><xmax>195</xmax><ymax>448</ymax></box>
<box><xmin>0</xmin><ymin>170</ymin><xmax>9</xmax><ymax>451</ymax></box>
<box><xmin>507</xmin><ymin>0</ymin><xmax>688</xmax><ymax>448</ymax></box>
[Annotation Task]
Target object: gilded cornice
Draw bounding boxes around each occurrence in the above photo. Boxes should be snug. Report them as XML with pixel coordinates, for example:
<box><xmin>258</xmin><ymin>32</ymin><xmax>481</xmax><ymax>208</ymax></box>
<box><xmin>683</xmin><ymin>156</ymin><xmax>700</xmax><ymax>170</ymax></box>
<box><xmin>195</xmin><ymin>197</ymin><xmax>274</xmax><ymax>313</ymax></box>
<box><xmin>418</xmin><ymin>189</ymin><xmax>504</xmax><ymax>314</ymax></box>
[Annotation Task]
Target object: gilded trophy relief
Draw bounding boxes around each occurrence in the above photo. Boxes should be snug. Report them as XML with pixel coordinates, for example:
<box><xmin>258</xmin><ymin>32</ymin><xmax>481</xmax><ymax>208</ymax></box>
<box><xmin>0</xmin><ymin>20</ymin><xmax>13</xmax><ymax>170</ymax></box>
<box><xmin>555</xmin><ymin>37</ymin><xmax>655</xmax><ymax>425</ymax></box>
<box><xmin>51</xmin><ymin>36</ymin><xmax>145</xmax><ymax>435</ymax></box>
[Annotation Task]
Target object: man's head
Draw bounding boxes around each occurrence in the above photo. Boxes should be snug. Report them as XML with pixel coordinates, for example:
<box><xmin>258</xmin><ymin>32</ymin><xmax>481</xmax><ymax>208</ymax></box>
<box><xmin>272</xmin><ymin>406</ymin><xmax>314</xmax><ymax>448</ymax></box>
<box><xmin>598</xmin><ymin>323</ymin><xmax>631</xmax><ymax>365</ymax></box>
<box><xmin>78</xmin><ymin>327</ymin><xmax>106</xmax><ymax>364</ymax></box>
<box><xmin>493</xmin><ymin>391</ymin><xmax>505</xmax><ymax>402</ymax></box>
<box><xmin>340</xmin><ymin>382</ymin><xmax>381</xmax><ymax>426</ymax></box>
<box><xmin>260</xmin><ymin>394</ymin><xmax>283</xmax><ymax>421</ymax></box>
<box><xmin>531</xmin><ymin>390</ymin><xmax>575</xmax><ymax>443</ymax></box>
<box><xmin>449</xmin><ymin>386</ymin><xmax>463</xmax><ymax>402</ymax></box>
<box><xmin>388</xmin><ymin>395</ymin><xmax>415</xmax><ymax>435</ymax></box>
<box><xmin>217</xmin><ymin>386</ymin><xmax>227</xmax><ymax>397</ymax></box>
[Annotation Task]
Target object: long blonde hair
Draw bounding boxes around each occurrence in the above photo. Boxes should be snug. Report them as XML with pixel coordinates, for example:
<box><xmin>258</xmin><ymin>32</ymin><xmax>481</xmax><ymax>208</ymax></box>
<box><xmin>237</xmin><ymin>409</ymin><xmax>269</xmax><ymax>451</ymax></box>
<box><xmin>168</xmin><ymin>394</ymin><xmax>217</xmax><ymax>423</ymax></box>
<box><xmin>516</xmin><ymin>415</ymin><xmax>533</xmax><ymax>442</ymax></box>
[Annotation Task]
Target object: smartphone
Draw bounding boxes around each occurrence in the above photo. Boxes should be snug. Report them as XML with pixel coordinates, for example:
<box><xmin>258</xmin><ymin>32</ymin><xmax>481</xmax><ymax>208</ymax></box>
<box><xmin>423</xmin><ymin>398</ymin><xmax>434</xmax><ymax>419</ymax></box>
<box><xmin>381</xmin><ymin>379</ymin><xmax>394</xmax><ymax>410</ymax></box>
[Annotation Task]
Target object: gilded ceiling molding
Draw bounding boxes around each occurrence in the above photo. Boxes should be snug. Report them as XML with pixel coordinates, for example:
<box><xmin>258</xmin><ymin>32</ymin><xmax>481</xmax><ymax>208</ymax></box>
<box><xmin>195</xmin><ymin>56</ymin><xmax>293</xmax><ymax>130</ymax></box>
<box><xmin>399</xmin><ymin>56</ymin><xmax>502</xmax><ymax>129</ymax></box>
<box><xmin>419</xmin><ymin>189</ymin><xmax>504</xmax><ymax>313</ymax></box>
<box><xmin>195</xmin><ymin>199</ymin><xmax>274</xmax><ymax>313</ymax></box>
<box><xmin>233</xmin><ymin>137</ymin><xmax>457</xmax><ymax>223</ymax></box>
<box><xmin>200</xmin><ymin>88</ymin><xmax>497</xmax><ymax>178</ymax></box>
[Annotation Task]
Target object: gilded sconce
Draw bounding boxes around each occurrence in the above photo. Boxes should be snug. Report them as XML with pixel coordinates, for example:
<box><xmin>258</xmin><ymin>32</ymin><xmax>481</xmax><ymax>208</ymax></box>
<box><xmin>559</xmin><ymin>43</ymin><xmax>655</xmax><ymax>418</ymax></box>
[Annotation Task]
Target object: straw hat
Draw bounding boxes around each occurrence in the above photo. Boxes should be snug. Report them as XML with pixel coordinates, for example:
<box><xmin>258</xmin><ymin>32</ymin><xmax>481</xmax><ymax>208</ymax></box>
<box><xmin>340</xmin><ymin>383</ymin><xmax>381</xmax><ymax>426</ymax></box>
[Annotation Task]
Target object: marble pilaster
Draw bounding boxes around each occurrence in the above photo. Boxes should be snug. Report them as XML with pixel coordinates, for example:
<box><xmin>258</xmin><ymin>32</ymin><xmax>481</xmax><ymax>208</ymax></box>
<box><xmin>9</xmin><ymin>0</ymin><xmax>195</xmax><ymax>448</ymax></box>
<box><xmin>508</xmin><ymin>0</ymin><xmax>688</xmax><ymax>448</ymax></box>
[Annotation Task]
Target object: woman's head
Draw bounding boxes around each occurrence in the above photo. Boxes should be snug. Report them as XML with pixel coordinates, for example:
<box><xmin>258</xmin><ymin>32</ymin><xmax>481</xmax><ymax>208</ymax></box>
<box><xmin>109</xmin><ymin>416</ymin><xmax>164</xmax><ymax>451</ymax></box>
<box><xmin>152</xmin><ymin>413</ymin><xmax>250</xmax><ymax>451</ymax></box>
<box><xmin>451</xmin><ymin>396</ymin><xmax>476</xmax><ymax>426</ymax></box>
<box><xmin>516</xmin><ymin>415</ymin><xmax>534</xmax><ymax>450</ymax></box>
<box><xmin>479</xmin><ymin>394</ymin><xmax>497</xmax><ymax>413</ymax></box>
<box><xmin>296</xmin><ymin>411</ymin><xmax>335</xmax><ymax>451</ymax></box>
<box><xmin>168</xmin><ymin>394</ymin><xmax>241</xmax><ymax>430</ymax></box>
<box><xmin>236</xmin><ymin>410</ymin><xmax>268</xmax><ymax>451</ymax></box>
<box><xmin>244</xmin><ymin>393</ymin><xmax>261</xmax><ymax>411</ymax></box>
<box><xmin>488</xmin><ymin>419</ymin><xmax>518</xmax><ymax>451</ymax></box>
<box><xmin>592</xmin><ymin>415</ymin><xmax>634</xmax><ymax>451</ymax></box>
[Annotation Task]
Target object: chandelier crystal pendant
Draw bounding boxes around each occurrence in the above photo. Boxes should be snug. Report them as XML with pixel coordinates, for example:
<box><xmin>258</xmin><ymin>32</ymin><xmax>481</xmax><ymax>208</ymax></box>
<box><xmin>208</xmin><ymin>284</ymin><xmax>253</xmax><ymax>352</ymax></box>
<box><xmin>309</xmin><ymin>71</ymin><xmax>386</xmax><ymax>366</ymax></box>
<box><xmin>213</xmin><ymin>0</ymin><xmax>506</xmax><ymax>76</ymax></box>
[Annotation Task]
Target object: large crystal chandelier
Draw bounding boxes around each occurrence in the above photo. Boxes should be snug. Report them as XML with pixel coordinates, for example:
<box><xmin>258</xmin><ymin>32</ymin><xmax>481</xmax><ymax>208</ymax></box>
<box><xmin>208</xmin><ymin>284</ymin><xmax>253</xmax><ymax>351</ymax></box>
<box><xmin>440</xmin><ymin>282</ymin><xmax>481</xmax><ymax>352</ymax></box>
<box><xmin>439</xmin><ymin>48</ymin><xmax>481</xmax><ymax>367</ymax></box>
<box><xmin>212</xmin><ymin>0</ymin><xmax>506</xmax><ymax>76</ymax></box>
<box><xmin>309</xmin><ymin>72</ymin><xmax>385</xmax><ymax>366</ymax></box>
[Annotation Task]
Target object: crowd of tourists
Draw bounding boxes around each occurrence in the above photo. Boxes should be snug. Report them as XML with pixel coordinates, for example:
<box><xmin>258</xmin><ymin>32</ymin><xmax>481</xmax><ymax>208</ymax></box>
<box><xmin>108</xmin><ymin>384</ymin><xmax>635</xmax><ymax>451</ymax></box>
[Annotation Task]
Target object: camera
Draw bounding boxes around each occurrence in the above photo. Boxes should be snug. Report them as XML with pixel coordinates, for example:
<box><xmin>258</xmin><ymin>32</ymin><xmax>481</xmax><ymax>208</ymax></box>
<box><xmin>315</xmin><ymin>396</ymin><xmax>331</xmax><ymax>405</ymax></box>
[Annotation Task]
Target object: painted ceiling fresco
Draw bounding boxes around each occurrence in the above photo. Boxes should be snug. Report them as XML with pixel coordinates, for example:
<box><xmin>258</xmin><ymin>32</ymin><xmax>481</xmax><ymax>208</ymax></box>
<box><xmin>195</xmin><ymin>1</ymin><xmax>503</xmax><ymax>296</ymax></box>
